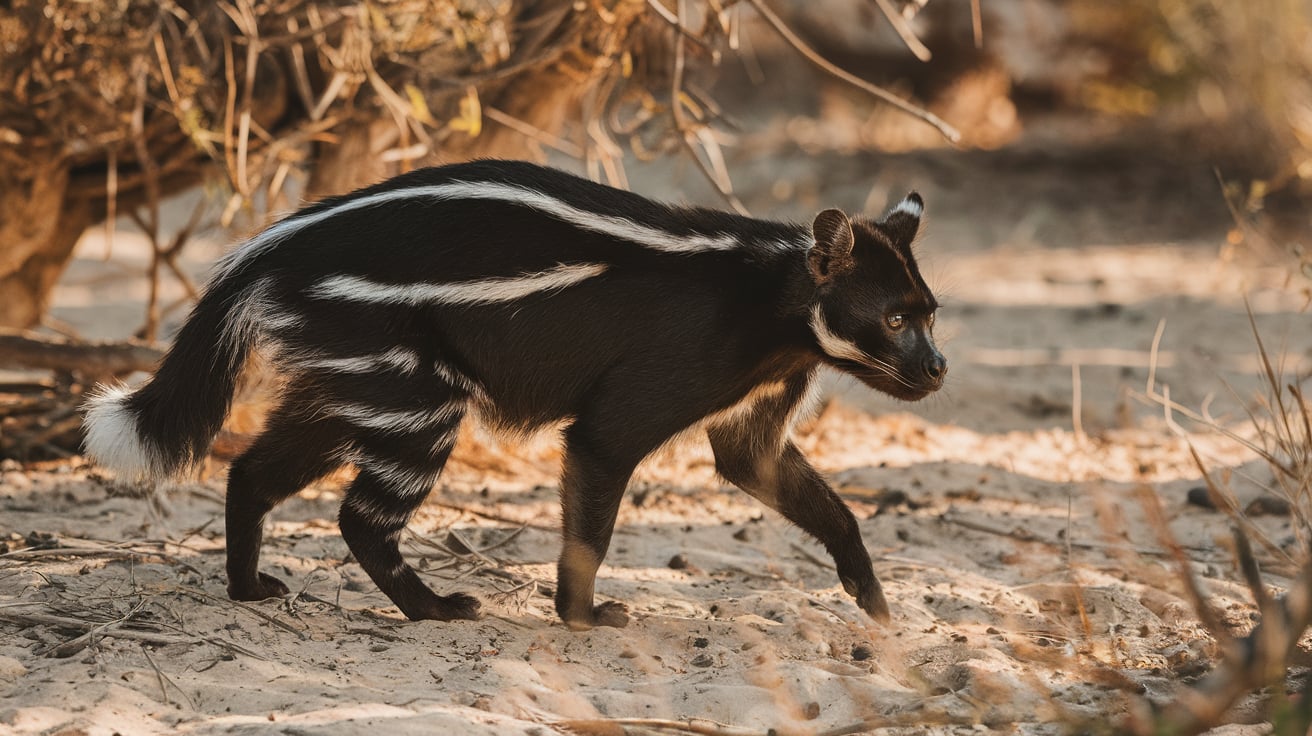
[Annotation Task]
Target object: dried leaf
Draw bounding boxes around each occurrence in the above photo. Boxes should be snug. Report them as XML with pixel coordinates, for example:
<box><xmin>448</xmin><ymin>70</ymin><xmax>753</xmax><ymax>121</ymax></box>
<box><xmin>404</xmin><ymin>83</ymin><xmax>437</xmax><ymax>127</ymax></box>
<box><xmin>448</xmin><ymin>86</ymin><xmax>482</xmax><ymax>138</ymax></box>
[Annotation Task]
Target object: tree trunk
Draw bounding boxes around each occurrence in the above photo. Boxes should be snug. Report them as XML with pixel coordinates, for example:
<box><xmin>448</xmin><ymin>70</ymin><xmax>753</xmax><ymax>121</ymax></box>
<box><xmin>0</xmin><ymin>162</ymin><xmax>95</xmax><ymax>329</ymax></box>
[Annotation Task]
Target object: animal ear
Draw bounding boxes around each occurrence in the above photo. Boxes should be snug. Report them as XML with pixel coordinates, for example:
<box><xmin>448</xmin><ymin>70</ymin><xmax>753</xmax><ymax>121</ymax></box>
<box><xmin>880</xmin><ymin>191</ymin><xmax>923</xmax><ymax>247</ymax></box>
<box><xmin>808</xmin><ymin>208</ymin><xmax>855</xmax><ymax>284</ymax></box>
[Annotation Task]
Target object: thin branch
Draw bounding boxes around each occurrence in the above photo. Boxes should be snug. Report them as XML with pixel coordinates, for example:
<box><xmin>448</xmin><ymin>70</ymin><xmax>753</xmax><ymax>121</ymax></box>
<box><xmin>484</xmin><ymin>107</ymin><xmax>585</xmax><ymax>159</ymax></box>
<box><xmin>970</xmin><ymin>0</ymin><xmax>983</xmax><ymax>49</ymax></box>
<box><xmin>672</xmin><ymin>0</ymin><xmax>749</xmax><ymax>215</ymax></box>
<box><xmin>745</xmin><ymin>0</ymin><xmax>960</xmax><ymax>143</ymax></box>
<box><xmin>871</xmin><ymin>0</ymin><xmax>932</xmax><ymax>61</ymax></box>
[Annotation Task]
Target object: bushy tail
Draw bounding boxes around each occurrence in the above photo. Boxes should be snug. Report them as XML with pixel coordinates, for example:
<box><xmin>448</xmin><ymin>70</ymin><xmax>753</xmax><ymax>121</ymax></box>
<box><xmin>83</xmin><ymin>272</ymin><xmax>267</xmax><ymax>480</ymax></box>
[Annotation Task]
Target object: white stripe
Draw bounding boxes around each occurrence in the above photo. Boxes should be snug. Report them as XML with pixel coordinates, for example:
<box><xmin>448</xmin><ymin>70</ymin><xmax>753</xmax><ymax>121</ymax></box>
<box><xmin>217</xmin><ymin>180</ymin><xmax>745</xmax><ymax>279</ymax></box>
<box><xmin>294</xmin><ymin>347</ymin><xmax>422</xmax><ymax>375</ymax></box>
<box><xmin>356</xmin><ymin>454</ymin><xmax>445</xmax><ymax>497</ymax></box>
<box><xmin>703</xmin><ymin>381</ymin><xmax>788</xmax><ymax>428</ymax></box>
<box><xmin>809</xmin><ymin>304</ymin><xmax>871</xmax><ymax>364</ymax></box>
<box><xmin>261</xmin><ymin>310</ymin><xmax>305</xmax><ymax>332</ymax></box>
<box><xmin>222</xmin><ymin>277</ymin><xmax>304</xmax><ymax>364</ymax></box>
<box><xmin>786</xmin><ymin>373</ymin><xmax>824</xmax><ymax>431</ymax></box>
<box><xmin>434</xmin><ymin>361</ymin><xmax>480</xmax><ymax>393</ymax></box>
<box><xmin>327</xmin><ymin>401</ymin><xmax>463</xmax><ymax>434</ymax></box>
<box><xmin>343</xmin><ymin>492</ymin><xmax>413</xmax><ymax>528</ymax></box>
<box><xmin>307</xmin><ymin>263</ymin><xmax>607</xmax><ymax>307</ymax></box>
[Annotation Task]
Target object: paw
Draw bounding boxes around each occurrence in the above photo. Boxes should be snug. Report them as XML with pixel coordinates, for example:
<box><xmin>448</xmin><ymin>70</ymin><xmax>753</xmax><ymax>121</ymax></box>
<box><xmin>840</xmin><ymin>574</ymin><xmax>891</xmax><ymax>623</ymax></box>
<box><xmin>440</xmin><ymin>592</ymin><xmax>483</xmax><ymax>621</ymax></box>
<box><xmin>593</xmin><ymin>600</ymin><xmax>630</xmax><ymax>628</ymax></box>
<box><xmin>856</xmin><ymin>585</ymin><xmax>891</xmax><ymax>623</ymax></box>
<box><xmin>564</xmin><ymin>601</ymin><xmax>630</xmax><ymax>631</ymax></box>
<box><xmin>228</xmin><ymin>572</ymin><xmax>290</xmax><ymax>601</ymax></box>
<box><xmin>405</xmin><ymin>592</ymin><xmax>482</xmax><ymax>622</ymax></box>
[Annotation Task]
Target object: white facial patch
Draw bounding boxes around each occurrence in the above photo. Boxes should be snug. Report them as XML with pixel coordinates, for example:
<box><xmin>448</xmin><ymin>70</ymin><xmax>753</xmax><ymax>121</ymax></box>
<box><xmin>809</xmin><ymin>304</ymin><xmax>872</xmax><ymax>364</ymax></box>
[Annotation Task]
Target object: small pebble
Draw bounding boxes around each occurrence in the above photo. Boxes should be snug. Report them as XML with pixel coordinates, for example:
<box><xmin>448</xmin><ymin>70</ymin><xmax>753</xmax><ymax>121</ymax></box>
<box><xmin>368</xmin><ymin>644</ymin><xmax>388</xmax><ymax>653</ymax></box>
<box><xmin>851</xmin><ymin>643</ymin><xmax>874</xmax><ymax>661</ymax></box>
<box><xmin>803</xmin><ymin>702</ymin><xmax>821</xmax><ymax>720</ymax></box>
<box><xmin>690</xmin><ymin>653</ymin><xmax>714</xmax><ymax>667</ymax></box>
<box><xmin>619</xmin><ymin>648</ymin><xmax>639</xmax><ymax>659</ymax></box>
<box><xmin>1245</xmin><ymin>496</ymin><xmax>1292</xmax><ymax>517</ymax></box>
<box><xmin>693</xmin><ymin>637</ymin><xmax>709</xmax><ymax>648</ymax></box>
<box><xmin>668</xmin><ymin>554</ymin><xmax>689</xmax><ymax>570</ymax></box>
<box><xmin>1185</xmin><ymin>487</ymin><xmax>1216</xmax><ymax>510</ymax></box>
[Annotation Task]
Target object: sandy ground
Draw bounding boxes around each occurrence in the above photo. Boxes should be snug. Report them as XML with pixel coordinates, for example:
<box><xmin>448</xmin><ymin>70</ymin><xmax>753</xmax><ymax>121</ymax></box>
<box><xmin>2</xmin><ymin>123</ymin><xmax>1311</xmax><ymax>735</ymax></box>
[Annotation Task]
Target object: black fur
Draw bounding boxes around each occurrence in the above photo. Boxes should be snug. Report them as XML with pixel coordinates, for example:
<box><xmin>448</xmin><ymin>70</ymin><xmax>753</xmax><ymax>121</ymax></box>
<box><xmin>85</xmin><ymin>160</ymin><xmax>946</xmax><ymax>628</ymax></box>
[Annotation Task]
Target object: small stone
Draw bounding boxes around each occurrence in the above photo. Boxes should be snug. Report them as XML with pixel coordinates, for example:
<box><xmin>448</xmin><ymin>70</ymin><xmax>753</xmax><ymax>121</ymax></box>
<box><xmin>368</xmin><ymin>644</ymin><xmax>388</xmax><ymax>653</ymax></box>
<box><xmin>693</xmin><ymin>637</ymin><xmax>709</xmax><ymax>648</ymax></box>
<box><xmin>668</xmin><ymin>554</ymin><xmax>689</xmax><ymax>570</ymax></box>
<box><xmin>732</xmin><ymin>528</ymin><xmax>750</xmax><ymax>542</ymax></box>
<box><xmin>878</xmin><ymin>489</ymin><xmax>909</xmax><ymax>506</ymax></box>
<box><xmin>0</xmin><ymin>655</ymin><xmax>27</xmax><ymax>684</ymax></box>
<box><xmin>851</xmin><ymin>643</ymin><xmax>875</xmax><ymax>661</ymax></box>
<box><xmin>690</xmin><ymin>653</ymin><xmax>714</xmax><ymax>667</ymax></box>
<box><xmin>1245</xmin><ymin>496</ymin><xmax>1292</xmax><ymax>517</ymax></box>
<box><xmin>619</xmin><ymin>648</ymin><xmax>639</xmax><ymax>659</ymax></box>
<box><xmin>1186</xmin><ymin>487</ymin><xmax>1216</xmax><ymax>510</ymax></box>
<box><xmin>803</xmin><ymin>702</ymin><xmax>821</xmax><ymax>720</ymax></box>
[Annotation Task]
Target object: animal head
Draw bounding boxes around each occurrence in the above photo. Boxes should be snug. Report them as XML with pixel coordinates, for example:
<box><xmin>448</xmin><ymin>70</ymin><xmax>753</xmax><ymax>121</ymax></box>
<box><xmin>806</xmin><ymin>193</ymin><xmax>946</xmax><ymax>401</ymax></box>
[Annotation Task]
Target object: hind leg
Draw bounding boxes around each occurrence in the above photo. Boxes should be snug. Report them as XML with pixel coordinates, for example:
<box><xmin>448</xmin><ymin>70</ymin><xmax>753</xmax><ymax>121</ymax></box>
<box><xmin>338</xmin><ymin>405</ymin><xmax>479</xmax><ymax>621</ymax></box>
<box><xmin>226</xmin><ymin>402</ymin><xmax>349</xmax><ymax>601</ymax></box>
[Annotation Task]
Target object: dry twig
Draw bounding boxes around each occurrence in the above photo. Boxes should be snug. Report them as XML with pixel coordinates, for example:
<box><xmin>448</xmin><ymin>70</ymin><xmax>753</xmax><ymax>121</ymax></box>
<box><xmin>744</xmin><ymin>0</ymin><xmax>961</xmax><ymax>143</ymax></box>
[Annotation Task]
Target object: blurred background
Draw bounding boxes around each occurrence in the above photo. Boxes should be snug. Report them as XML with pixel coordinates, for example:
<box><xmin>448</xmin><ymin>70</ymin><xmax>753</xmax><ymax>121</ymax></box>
<box><xmin>3</xmin><ymin>3</ymin><xmax>1312</xmax><ymax>733</ymax></box>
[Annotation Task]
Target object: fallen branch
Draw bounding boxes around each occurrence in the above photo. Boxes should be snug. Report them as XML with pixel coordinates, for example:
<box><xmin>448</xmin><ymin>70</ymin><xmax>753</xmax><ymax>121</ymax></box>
<box><xmin>0</xmin><ymin>610</ymin><xmax>195</xmax><ymax>647</ymax></box>
<box><xmin>0</xmin><ymin>545</ymin><xmax>208</xmax><ymax>578</ymax></box>
<box><xmin>40</xmin><ymin>599</ymin><xmax>149</xmax><ymax>658</ymax></box>
<box><xmin>0</xmin><ymin>331</ymin><xmax>163</xmax><ymax>377</ymax></box>
<box><xmin>559</xmin><ymin>708</ymin><xmax>967</xmax><ymax>736</ymax></box>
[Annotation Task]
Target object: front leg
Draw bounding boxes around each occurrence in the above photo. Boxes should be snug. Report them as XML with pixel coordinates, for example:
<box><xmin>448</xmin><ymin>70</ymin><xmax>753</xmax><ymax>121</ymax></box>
<box><xmin>554</xmin><ymin>420</ymin><xmax>649</xmax><ymax>630</ymax></box>
<box><xmin>707</xmin><ymin>388</ymin><xmax>890</xmax><ymax>622</ymax></box>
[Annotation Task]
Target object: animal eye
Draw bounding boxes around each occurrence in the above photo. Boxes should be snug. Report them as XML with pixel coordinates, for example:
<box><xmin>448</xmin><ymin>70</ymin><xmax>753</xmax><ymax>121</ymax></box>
<box><xmin>886</xmin><ymin>314</ymin><xmax>906</xmax><ymax>330</ymax></box>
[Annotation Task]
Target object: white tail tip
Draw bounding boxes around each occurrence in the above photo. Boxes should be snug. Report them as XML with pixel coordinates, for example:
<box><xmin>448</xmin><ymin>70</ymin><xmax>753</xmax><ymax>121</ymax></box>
<box><xmin>82</xmin><ymin>384</ymin><xmax>160</xmax><ymax>479</ymax></box>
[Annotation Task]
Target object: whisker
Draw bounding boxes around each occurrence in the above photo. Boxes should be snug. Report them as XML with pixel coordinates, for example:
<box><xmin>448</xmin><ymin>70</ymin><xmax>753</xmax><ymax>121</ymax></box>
<box><xmin>863</xmin><ymin>354</ymin><xmax>918</xmax><ymax>389</ymax></box>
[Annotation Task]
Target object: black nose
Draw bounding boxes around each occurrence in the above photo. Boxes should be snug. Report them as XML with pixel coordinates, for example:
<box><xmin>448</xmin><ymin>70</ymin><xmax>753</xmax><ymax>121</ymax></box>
<box><xmin>924</xmin><ymin>354</ymin><xmax>947</xmax><ymax>381</ymax></box>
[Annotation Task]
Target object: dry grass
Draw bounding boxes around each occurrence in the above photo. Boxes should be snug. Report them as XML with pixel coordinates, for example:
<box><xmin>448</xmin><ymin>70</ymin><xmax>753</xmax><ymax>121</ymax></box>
<box><xmin>1130</xmin><ymin>308</ymin><xmax>1312</xmax><ymax>734</ymax></box>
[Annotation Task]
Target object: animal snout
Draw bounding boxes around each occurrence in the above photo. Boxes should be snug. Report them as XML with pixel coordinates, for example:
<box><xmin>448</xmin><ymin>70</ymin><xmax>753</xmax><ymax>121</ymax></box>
<box><xmin>923</xmin><ymin>353</ymin><xmax>947</xmax><ymax>382</ymax></box>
